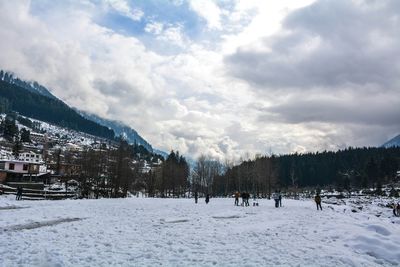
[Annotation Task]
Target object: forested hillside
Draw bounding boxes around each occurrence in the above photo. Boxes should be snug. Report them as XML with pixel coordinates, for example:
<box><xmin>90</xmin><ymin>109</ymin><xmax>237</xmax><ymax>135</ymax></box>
<box><xmin>0</xmin><ymin>80</ymin><xmax>115</xmax><ymax>139</ymax></box>
<box><xmin>0</xmin><ymin>70</ymin><xmax>155</xmax><ymax>151</ymax></box>
<box><xmin>81</xmin><ymin>111</ymin><xmax>153</xmax><ymax>152</ymax></box>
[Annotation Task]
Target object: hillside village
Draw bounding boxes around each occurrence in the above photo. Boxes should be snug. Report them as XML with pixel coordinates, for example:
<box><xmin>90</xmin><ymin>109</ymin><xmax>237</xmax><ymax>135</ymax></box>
<box><xmin>0</xmin><ymin>113</ymin><xmax>164</xmax><ymax>199</ymax></box>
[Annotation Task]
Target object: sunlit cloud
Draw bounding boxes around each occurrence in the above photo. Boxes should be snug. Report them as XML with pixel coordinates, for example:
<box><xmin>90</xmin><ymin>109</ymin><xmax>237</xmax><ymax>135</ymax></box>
<box><xmin>0</xmin><ymin>0</ymin><xmax>398</xmax><ymax>161</ymax></box>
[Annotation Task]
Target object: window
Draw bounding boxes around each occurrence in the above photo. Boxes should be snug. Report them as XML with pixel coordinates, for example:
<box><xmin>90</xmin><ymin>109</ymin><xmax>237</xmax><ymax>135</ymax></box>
<box><xmin>23</xmin><ymin>164</ymin><xmax>28</xmax><ymax>171</ymax></box>
<box><xmin>9</xmin><ymin>163</ymin><xmax>15</xmax><ymax>170</ymax></box>
<box><xmin>36</xmin><ymin>155</ymin><xmax>39</xmax><ymax>158</ymax></box>
<box><xmin>31</xmin><ymin>155</ymin><xmax>34</xmax><ymax>157</ymax></box>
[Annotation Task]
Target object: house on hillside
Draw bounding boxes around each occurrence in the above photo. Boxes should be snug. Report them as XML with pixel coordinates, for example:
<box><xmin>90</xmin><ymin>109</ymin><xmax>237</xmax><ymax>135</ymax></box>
<box><xmin>19</xmin><ymin>151</ymin><xmax>43</xmax><ymax>163</ymax></box>
<box><xmin>30</xmin><ymin>132</ymin><xmax>46</xmax><ymax>143</ymax></box>
<box><xmin>0</xmin><ymin>159</ymin><xmax>41</xmax><ymax>183</ymax></box>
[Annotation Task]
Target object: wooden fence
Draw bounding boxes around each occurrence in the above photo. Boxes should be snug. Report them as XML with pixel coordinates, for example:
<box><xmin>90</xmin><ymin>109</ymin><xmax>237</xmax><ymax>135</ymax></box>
<box><xmin>1</xmin><ymin>184</ymin><xmax>76</xmax><ymax>200</ymax></box>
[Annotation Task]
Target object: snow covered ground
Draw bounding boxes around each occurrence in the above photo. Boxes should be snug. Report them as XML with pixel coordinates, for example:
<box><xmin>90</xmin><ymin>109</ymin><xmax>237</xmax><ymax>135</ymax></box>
<box><xmin>1</xmin><ymin>196</ymin><xmax>400</xmax><ymax>267</ymax></box>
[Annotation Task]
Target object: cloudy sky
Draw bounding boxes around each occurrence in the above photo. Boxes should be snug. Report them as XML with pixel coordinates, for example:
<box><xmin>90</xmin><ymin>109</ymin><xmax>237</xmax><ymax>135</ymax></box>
<box><xmin>0</xmin><ymin>0</ymin><xmax>399</xmax><ymax>161</ymax></box>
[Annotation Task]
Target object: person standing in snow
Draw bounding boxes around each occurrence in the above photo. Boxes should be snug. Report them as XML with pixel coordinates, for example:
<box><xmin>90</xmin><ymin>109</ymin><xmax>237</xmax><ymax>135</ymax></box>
<box><xmin>16</xmin><ymin>186</ymin><xmax>23</xmax><ymax>200</ymax></box>
<box><xmin>245</xmin><ymin>192</ymin><xmax>250</xmax><ymax>206</ymax></box>
<box><xmin>241</xmin><ymin>192</ymin><xmax>249</xmax><ymax>206</ymax></box>
<box><xmin>252</xmin><ymin>193</ymin><xmax>259</xmax><ymax>206</ymax></box>
<box><xmin>205</xmin><ymin>194</ymin><xmax>210</xmax><ymax>204</ymax></box>
<box><xmin>15</xmin><ymin>186</ymin><xmax>19</xmax><ymax>200</ymax></box>
<box><xmin>278</xmin><ymin>191</ymin><xmax>282</xmax><ymax>207</ymax></box>
<box><xmin>393</xmin><ymin>203</ymin><xmax>400</xmax><ymax>217</ymax></box>
<box><xmin>273</xmin><ymin>191</ymin><xmax>280</xmax><ymax>208</ymax></box>
<box><xmin>234</xmin><ymin>191</ymin><xmax>240</xmax><ymax>206</ymax></box>
<box><xmin>194</xmin><ymin>191</ymin><xmax>198</xmax><ymax>204</ymax></box>
<box><xmin>315</xmin><ymin>193</ymin><xmax>322</xmax><ymax>210</ymax></box>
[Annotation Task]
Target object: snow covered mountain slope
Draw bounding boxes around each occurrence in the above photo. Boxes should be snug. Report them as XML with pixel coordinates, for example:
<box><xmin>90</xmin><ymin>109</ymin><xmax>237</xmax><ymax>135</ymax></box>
<box><xmin>0</xmin><ymin>70</ymin><xmax>156</xmax><ymax>150</ymax></box>
<box><xmin>79</xmin><ymin>111</ymin><xmax>153</xmax><ymax>152</ymax></box>
<box><xmin>382</xmin><ymin>134</ymin><xmax>400</xmax><ymax>148</ymax></box>
<box><xmin>0</xmin><ymin>70</ymin><xmax>56</xmax><ymax>100</ymax></box>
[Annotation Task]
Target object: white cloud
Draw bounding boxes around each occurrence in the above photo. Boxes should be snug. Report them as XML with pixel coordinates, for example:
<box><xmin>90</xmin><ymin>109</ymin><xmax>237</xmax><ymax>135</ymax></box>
<box><xmin>145</xmin><ymin>21</ymin><xmax>187</xmax><ymax>48</ymax></box>
<box><xmin>145</xmin><ymin>21</ymin><xmax>164</xmax><ymax>35</ymax></box>
<box><xmin>0</xmin><ymin>0</ymin><xmax>397</xmax><ymax>162</ymax></box>
<box><xmin>189</xmin><ymin>0</ymin><xmax>222</xmax><ymax>30</ymax></box>
<box><xmin>158</xmin><ymin>24</ymin><xmax>186</xmax><ymax>48</ymax></box>
<box><xmin>105</xmin><ymin>0</ymin><xmax>143</xmax><ymax>21</ymax></box>
<box><xmin>220</xmin><ymin>0</ymin><xmax>316</xmax><ymax>54</ymax></box>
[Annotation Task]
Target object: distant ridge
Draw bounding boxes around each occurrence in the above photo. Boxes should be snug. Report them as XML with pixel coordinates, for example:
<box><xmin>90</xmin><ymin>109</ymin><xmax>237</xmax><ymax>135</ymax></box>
<box><xmin>382</xmin><ymin>134</ymin><xmax>400</xmax><ymax>148</ymax></box>
<box><xmin>79</xmin><ymin>111</ymin><xmax>153</xmax><ymax>152</ymax></box>
<box><xmin>0</xmin><ymin>70</ymin><xmax>57</xmax><ymax>100</ymax></box>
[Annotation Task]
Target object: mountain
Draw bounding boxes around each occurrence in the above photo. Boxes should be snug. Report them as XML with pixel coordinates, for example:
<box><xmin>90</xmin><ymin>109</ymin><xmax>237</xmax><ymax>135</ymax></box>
<box><xmin>79</xmin><ymin>111</ymin><xmax>153</xmax><ymax>152</ymax></box>
<box><xmin>0</xmin><ymin>70</ymin><xmax>157</xmax><ymax>152</ymax></box>
<box><xmin>0</xmin><ymin>70</ymin><xmax>57</xmax><ymax>100</ymax></box>
<box><xmin>0</xmin><ymin>79</ymin><xmax>115</xmax><ymax>139</ymax></box>
<box><xmin>382</xmin><ymin>134</ymin><xmax>400</xmax><ymax>148</ymax></box>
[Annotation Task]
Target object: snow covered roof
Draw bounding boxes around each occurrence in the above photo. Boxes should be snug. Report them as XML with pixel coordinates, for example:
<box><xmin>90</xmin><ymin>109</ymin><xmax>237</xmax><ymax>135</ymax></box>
<box><xmin>0</xmin><ymin>159</ymin><xmax>41</xmax><ymax>164</ymax></box>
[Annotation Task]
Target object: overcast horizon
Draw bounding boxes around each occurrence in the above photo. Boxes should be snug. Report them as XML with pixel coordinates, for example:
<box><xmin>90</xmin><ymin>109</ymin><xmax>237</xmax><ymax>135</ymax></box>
<box><xmin>1</xmin><ymin>0</ymin><xmax>399</xmax><ymax>161</ymax></box>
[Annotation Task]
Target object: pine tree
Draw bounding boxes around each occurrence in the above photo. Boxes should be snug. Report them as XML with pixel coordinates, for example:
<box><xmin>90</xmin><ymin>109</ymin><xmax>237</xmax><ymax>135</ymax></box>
<box><xmin>12</xmin><ymin>134</ymin><xmax>22</xmax><ymax>159</ymax></box>
<box><xmin>1</xmin><ymin>115</ymin><xmax>18</xmax><ymax>141</ymax></box>
<box><xmin>366</xmin><ymin>158</ymin><xmax>379</xmax><ymax>189</ymax></box>
<box><xmin>20</xmin><ymin>128</ymin><xmax>31</xmax><ymax>143</ymax></box>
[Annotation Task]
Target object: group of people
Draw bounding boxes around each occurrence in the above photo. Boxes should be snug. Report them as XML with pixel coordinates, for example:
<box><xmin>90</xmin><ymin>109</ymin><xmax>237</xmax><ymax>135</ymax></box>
<box><xmin>234</xmin><ymin>190</ymin><xmax>324</xmax><ymax>211</ymax></box>
<box><xmin>193</xmin><ymin>192</ymin><xmax>210</xmax><ymax>204</ymax></box>
<box><xmin>192</xmin><ymin>191</ymin><xmax>400</xmax><ymax>217</ymax></box>
<box><xmin>272</xmin><ymin>191</ymin><xmax>283</xmax><ymax>208</ymax></box>
<box><xmin>234</xmin><ymin>191</ymin><xmax>251</xmax><ymax>206</ymax></box>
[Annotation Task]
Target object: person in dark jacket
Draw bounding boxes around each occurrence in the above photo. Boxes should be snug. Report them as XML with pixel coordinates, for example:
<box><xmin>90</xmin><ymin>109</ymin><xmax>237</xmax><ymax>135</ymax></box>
<box><xmin>16</xmin><ymin>186</ymin><xmax>23</xmax><ymax>200</ymax></box>
<box><xmin>245</xmin><ymin>192</ymin><xmax>250</xmax><ymax>206</ymax></box>
<box><xmin>273</xmin><ymin>191</ymin><xmax>280</xmax><ymax>208</ymax></box>
<box><xmin>278</xmin><ymin>191</ymin><xmax>282</xmax><ymax>207</ymax></box>
<box><xmin>315</xmin><ymin>193</ymin><xmax>322</xmax><ymax>210</ymax></box>
<box><xmin>241</xmin><ymin>192</ymin><xmax>249</xmax><ymax>206</ymax></box>
<box><xmin>234</xmin><ymin>191</ymin><xmax>240</xmax><ymax>206</ymax></box>
<box><xmin>393</xmin><ymin>203</ymin><xmax>400</xmax><ymax>217</ymax></box>
<box><xmin>194</xmin><ymin>191</ymin><xmax>198</xmax><ymax>204</ymax></box>
<box><xmin>205</xmin><ymin>194</ymin><xmax>210</xmax><ymax>204</ymax></box>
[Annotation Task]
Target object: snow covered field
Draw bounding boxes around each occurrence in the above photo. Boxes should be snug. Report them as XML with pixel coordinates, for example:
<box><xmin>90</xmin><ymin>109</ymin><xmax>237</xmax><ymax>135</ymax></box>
<box><xmin>1</xmin><ymin>196</ymin><xmax>400</xmax><ymax>267</ymax></box>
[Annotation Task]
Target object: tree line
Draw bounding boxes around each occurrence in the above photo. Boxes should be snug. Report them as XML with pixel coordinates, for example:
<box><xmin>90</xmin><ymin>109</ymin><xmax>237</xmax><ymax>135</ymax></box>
<box><xmin>74</xmin><ymin>146</ymin><xmax>399</xmax><ymax>198</ymax></box>
<box><xmin>52</xmin><ymin>143</ymin><xmax>188</xmax><ymax>199</ymax></box>
<box><xmin>207</xmin><ymin>147</ymin><xmax>400</xmax><ymax>197</ymax></box>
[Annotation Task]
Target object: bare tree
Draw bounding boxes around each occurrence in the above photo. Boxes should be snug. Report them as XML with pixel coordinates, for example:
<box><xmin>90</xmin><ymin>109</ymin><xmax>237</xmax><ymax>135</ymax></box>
<box><xmin>194</xmin><ymin>155</ymin><xmax>223</xmax><ymax>195</ymax></box>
